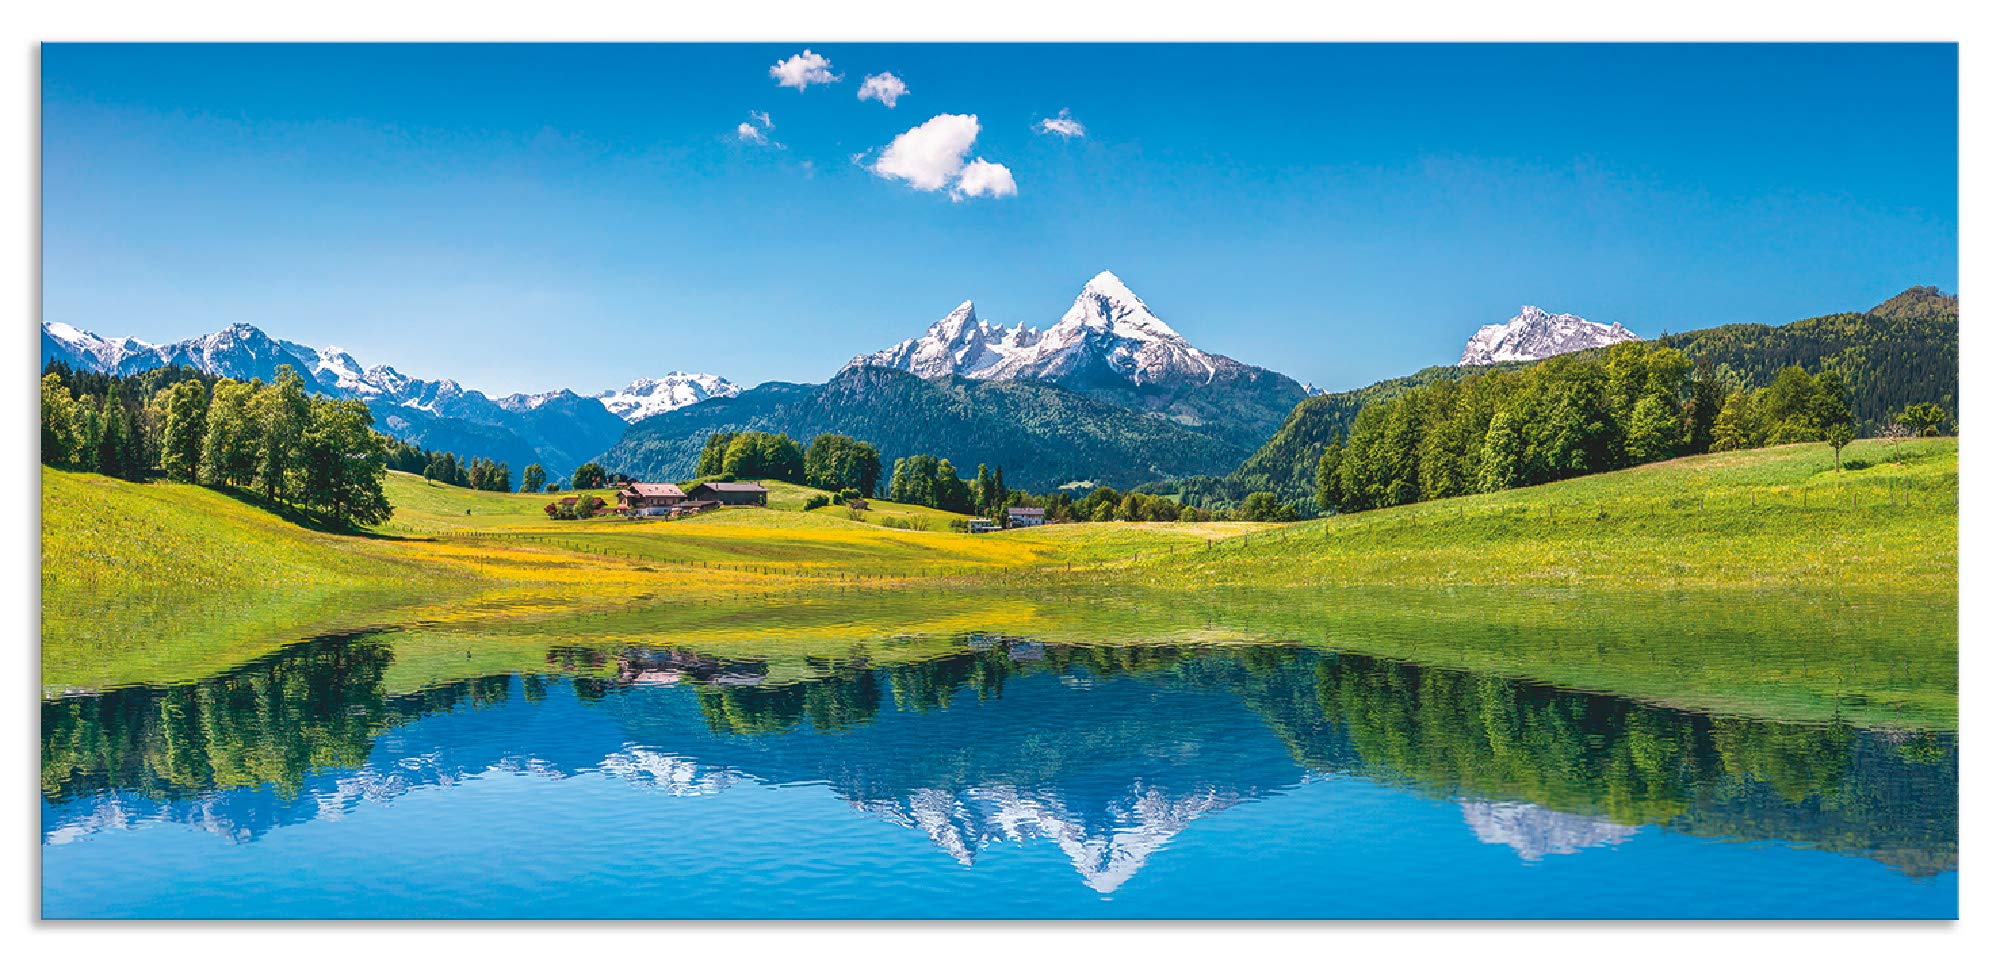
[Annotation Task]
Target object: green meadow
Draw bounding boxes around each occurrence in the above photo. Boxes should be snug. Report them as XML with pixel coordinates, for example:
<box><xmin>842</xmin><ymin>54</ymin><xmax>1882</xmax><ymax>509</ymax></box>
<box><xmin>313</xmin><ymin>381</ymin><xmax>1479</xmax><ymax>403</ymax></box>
<box><xmin>42</xmin><ymin>439</ymin><xmax>1957</xmax><ymax>729</ymax></box>
<box><xmin>1085</xmin><ymin>437</ymin><xmax>1958</xmax><ymax>591</ymax></box>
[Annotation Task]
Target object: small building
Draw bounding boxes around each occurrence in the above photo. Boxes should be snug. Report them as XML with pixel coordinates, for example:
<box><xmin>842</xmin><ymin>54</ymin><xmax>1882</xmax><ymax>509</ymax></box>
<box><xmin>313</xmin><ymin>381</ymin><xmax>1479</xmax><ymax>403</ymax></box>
<box><xmin>968</xmin><ymin>517</ymin><xmax>1000</xmax><ymax>533</ymax></box>
<box><xmin>1006</xmin><ymin>507</ymin><xmax>1048</xmax><ymax>528</ymax></box>
<box><xmin>688</xmin><ymin>481</ymin><xmax>769</xmax><ymax>507</ymax></box>
<box><xmin>618</xmin><ymin>482</ymin><xmax>687</xmax><ymax>513</ymax></box>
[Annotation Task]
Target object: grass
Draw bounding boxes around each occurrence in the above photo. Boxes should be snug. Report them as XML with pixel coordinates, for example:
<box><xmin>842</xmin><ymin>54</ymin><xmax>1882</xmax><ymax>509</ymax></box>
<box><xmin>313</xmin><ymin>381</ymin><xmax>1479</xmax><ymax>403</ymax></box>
<box><xmin>1089</xmin><ymin>438</ymin><xmax>1958</xmax><ymax>591</ymax></box>
<box><xmin>41</xmin><ymin>439</ymin><xmax>1957</xmax><ymax>728</ymax></box>
<box><xmin>41</xmin><ymin>469</ymin><xmax>447</xmax><ymax>688</ymax></box>
<box><xmin>371</xmin><ymin>472</ymin><xmax>619</xmax><ymax>534</ymax></box>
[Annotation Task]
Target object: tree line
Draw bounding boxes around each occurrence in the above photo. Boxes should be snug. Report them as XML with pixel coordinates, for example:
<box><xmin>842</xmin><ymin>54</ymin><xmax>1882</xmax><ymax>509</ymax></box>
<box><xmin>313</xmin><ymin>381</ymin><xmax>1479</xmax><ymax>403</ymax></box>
<box><xmin>685</xmin><ymin>429</ymin><xmax>1241</xmax><ymax>523</ymax></box>
<box><xmin>42</xmin><ymin>362</ymin><xmax>394</xmax><ymax>527</ymax></box>
<box><xmin>887</xmin><ymin>455</ymin><xmax>1233</xmax><ymax>523</ymax></box>
<box><xmin>692</xmin><ymin>431</ymin><xmax>884</xmax><ymax>496</ymax></box>
<box><xmin>384</xmin><ymin>441</ymin><xmax>520</xmax><ymax>494</ymax></box>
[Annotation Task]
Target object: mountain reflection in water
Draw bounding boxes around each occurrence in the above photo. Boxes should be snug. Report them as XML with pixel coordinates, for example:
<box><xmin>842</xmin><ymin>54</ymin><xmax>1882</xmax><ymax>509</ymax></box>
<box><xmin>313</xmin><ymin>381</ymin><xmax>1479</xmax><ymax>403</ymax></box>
<box><xmin>41</xmin><ymin>630</ymin><xmax>1958</xmax><ymax>916</ymax></box>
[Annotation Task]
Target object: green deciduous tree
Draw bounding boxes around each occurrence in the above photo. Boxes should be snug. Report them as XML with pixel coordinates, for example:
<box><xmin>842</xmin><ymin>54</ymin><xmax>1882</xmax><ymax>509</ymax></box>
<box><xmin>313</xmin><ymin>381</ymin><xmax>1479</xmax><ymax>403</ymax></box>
<box><xmin>1238</xmin><ymin>491</ymin><xmax>1284</xmax><ymax>522</ymax></box>
<box><xmin>200</xmin><ymin>379</ymin><xmax>260</xmax><ymax>487</ymax></box>
<box><xmin>299</xmin><ymin>400</ymin><xmax>392</xmax><ymax>526</ymax></box>
<box><xmin>1826</xmin><ymin>423</ymin><xmax>1855</xmax><ymax>470</ymax></box>
<box><xmin>695</xmin><ymin>432</ymin><xmax>739</xmax><ymax>476</ymax></box>
<box><xmin>571</xmin><ymin>462</ymin><xmax>607</xmax><ymax>490</ymax></box>
<box><xmin>804</xmin><ymin>434</ymin><xmax>882</xmax><ymax>495</ymax></box>
<box><xmin>1897</xmin><ymin>401</ymin><xmax>1948</xmax><ymax>437</ymax></box>
<box><xmin>41</xmin><ymin>374</ymin><xmax>83</xmax><ymax>467</ymax></box>
<box><xmin>253</xmin><ymin>366</ymin><xmax>312</xmax><ymax>502</ymax></box>
<box><xmin>932</xmin><ymin>459</ymin><xmax>971</xmax><ymax>513</ymax></box>
<box><xmin>1624</xmin><ymin>395</ymin><xmax>1677</xmax><ymax>464</ymax></box>
<box><xmin>1313</xmin><ymin>434</ymin><xmax>1344</xmax><ymax>512</ymax></box>
<box><xmin>156</xmin><ymin>380</ymin><xmax>210</xmax><ymax>482</ymax></box>
<box><xmin>720</xmin><ymin>431</ymin><xmax>805</xmax><ymax>483</ymax></box>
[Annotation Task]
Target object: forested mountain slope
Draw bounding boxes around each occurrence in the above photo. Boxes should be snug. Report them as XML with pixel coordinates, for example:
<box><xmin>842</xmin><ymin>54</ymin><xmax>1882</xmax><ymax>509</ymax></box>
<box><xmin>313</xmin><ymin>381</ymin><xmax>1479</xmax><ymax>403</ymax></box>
<box><xmin>1216</xmin><ymin>287</ymin><xmax>1956</xmax><ymax>507</ymax></box>
<box><xmin>595</xmin><ymin>366</ymin><xmax>1243</xmax><ymax>491</ymax></box>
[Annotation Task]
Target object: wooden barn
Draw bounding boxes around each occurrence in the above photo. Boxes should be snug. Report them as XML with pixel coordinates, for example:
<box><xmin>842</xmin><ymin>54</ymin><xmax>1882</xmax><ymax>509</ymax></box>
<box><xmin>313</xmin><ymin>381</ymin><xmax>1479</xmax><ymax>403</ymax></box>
<box><xmin>688</xmin><ymin>481</ymin><xmax>769</xmax><ymax>507</ymax></box>
<box><xmin>617</xmin><ymin>482</ymin><xmax>688</xmax><ymax>515</ymax></box>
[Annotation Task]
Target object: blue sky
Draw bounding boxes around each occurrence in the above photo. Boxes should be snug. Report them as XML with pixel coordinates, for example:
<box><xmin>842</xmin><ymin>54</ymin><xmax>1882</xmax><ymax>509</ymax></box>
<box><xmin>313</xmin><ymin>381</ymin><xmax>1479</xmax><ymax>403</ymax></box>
<box><xmin>43</xmin><ymin>43</ymin><xmax>1956</xmax><ymax>396</ymax></box>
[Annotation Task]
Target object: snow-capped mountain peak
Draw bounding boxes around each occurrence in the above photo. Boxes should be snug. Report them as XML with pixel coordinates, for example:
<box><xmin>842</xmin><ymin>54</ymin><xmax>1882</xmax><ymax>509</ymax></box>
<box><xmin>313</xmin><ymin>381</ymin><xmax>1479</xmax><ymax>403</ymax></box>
<box><xmin>1058</xmin><ymin>270</ymin><xmax>1186</xmax><ymax>344</ymax></box>
<box><xmin>595</xmin><ymin>371</ymin><xmax>742</xmax><ymax>423</ymax></box>
<box><xmin>846</xmin><ymin>270</ymin><xmax>1224</xmax><ymax>388</ymax></box>
<box><xmin>1458</xmin><ymin>305</ymin><xmax>1639</xmax><ymax>366</ymax></box>
<box><xmin>846</xmin><ymin>299</ymin><xmax>1040</xmax><ymax>380</ymax></box>
<box><xmin>495</xmin><ymin>388</ymin><xmax>582</xmax><ymax>413</ymax></box>
<box><xmin>42</xmin><ymin>321</ymin><xmax>160</xmax><ymax>371</ymax></box>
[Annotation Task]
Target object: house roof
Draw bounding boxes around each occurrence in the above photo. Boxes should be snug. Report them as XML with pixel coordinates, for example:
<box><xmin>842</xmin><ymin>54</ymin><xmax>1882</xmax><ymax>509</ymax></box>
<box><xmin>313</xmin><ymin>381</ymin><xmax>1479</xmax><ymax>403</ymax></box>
<box><xmin>700</xmin><ymin>482</ymin><xmax>768</xmax><ymax>493</ymax></box>
<box><xmin>1007</xmin><ymin>507</ymin><xmax>1046</xmax><ymax>516</ymax></box>
<box><xmin>627</xmin><ymin>483</ymin><xmax>685</xmax><ymax>498</ymax></box>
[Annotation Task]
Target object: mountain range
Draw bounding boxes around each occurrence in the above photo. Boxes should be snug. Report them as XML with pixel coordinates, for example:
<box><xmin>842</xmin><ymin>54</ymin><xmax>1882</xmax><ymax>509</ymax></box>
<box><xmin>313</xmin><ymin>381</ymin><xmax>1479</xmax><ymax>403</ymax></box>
<box><xmin>42</xmin><ymin>320</ymin><xmax>740</xmax><ymax>481</ymax></box>
<box><xmin>40</xmin><ymin>279</ymin><xmax>1956</xmax><ymax>497</ymax></box>
<box><xmin>42</xmin><ymin>271</ymin><xmax>1313</xmax><ymax>490</ymax></box>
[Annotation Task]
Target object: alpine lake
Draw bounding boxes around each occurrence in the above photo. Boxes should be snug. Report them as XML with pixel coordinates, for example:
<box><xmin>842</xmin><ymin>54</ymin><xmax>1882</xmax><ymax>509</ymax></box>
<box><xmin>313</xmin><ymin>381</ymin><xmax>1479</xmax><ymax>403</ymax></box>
<box><xmin>41</xmin><ymin>584</ymin><xmax>1957</xmax><ymax>920</ymax></box>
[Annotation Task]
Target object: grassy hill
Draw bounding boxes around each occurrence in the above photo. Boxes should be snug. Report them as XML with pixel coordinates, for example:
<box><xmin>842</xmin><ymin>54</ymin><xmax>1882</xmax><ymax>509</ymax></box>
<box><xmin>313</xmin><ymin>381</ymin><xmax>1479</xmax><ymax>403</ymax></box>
<box><xmin>1105</xmin><ymin>437</ymin><xmax>1956</xmax><ymax>591</ymax></box>
<box><xmin>42</xmin><ymin>468</ymin><xmax>450</xmax><ymax>688</ymax></box>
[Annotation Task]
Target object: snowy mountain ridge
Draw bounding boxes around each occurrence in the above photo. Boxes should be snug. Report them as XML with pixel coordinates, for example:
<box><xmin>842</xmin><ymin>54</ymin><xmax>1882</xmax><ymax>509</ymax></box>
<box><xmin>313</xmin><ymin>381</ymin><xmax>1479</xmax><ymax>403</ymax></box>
<box><xmin>40</xmin><ymin>319</ymin><xmax>736</xmax><ymax>423</ymax></box>
<box><xmin>847</xmin><ymin>270</ymin><xmax>1224</xmax><ymax>388</ymax></box>
<box><xmin>1458</xmin><ymin>305</ymin><xmax>1640</xmax><ymax>366</ymax></box>
<box><xmin>596</xmin><ymin>372</ymin><xmax>743</xmax><ymax>423</ymax></box>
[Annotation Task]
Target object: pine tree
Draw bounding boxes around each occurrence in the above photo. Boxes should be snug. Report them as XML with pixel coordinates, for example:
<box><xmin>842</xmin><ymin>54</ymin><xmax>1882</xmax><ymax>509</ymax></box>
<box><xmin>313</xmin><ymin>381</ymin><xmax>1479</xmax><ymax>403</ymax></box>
<box><xmin>96</xmin><ymin>382</ymin><xmax>135</xmax><ymax>480</ymax></box>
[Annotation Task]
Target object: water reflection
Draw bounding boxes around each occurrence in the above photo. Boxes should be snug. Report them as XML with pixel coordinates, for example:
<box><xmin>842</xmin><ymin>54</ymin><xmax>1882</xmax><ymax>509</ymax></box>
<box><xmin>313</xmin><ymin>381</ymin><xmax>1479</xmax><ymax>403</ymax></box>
<box><xmin>42</xmin><ymin>630</ymin><xmax>1957</xmax><ymax>900</ymax></box>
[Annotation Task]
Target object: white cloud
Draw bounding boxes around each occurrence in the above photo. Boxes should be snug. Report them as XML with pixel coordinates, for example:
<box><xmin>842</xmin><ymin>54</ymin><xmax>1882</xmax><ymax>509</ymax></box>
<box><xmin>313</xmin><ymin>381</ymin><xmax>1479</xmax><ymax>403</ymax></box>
<box><xmin>736</xmin><ymin>111</ymin><xmax>776</xmax><ymax>145</ymax></box>
<box><xmin>1037</xmin><ymin>108</ymin><xmax>1086</xmax><ymax>139</ymax></box>
<box><xmin>770</xmin><ymin>49</ymin><xmax>839</xmax><ymax>90</ymax></box>
<box><xmin>856</xmin><ymin>72</ymin><xmax>909</xmax><ymax>107</ymax></box>
<box><xmin>871</xmin><ymin>113</ymin><xmax>981</xmax><ymax>192</ymax></box>
<box><xmin>952</xmin><ymin>159</ymin><xmax>1018</xmax><ymax>201</ymax></box>
<box><xmin>870</xmin><ymin>113</ymin><xmax>1018</xmax><ymax>201</ymax></box>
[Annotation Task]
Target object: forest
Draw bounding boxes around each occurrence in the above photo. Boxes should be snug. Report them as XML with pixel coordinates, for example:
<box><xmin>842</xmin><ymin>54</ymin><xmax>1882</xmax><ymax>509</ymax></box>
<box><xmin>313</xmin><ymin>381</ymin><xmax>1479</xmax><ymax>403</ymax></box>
<box><xmin>1317</xmin><ymin>343</ymin><xmax>1882</xmax><ymax>513</ymax></box>
<box><xmin>41</xmin><ymin>362</ymin><xmax>394</xmax><ymax>527</ymax></box>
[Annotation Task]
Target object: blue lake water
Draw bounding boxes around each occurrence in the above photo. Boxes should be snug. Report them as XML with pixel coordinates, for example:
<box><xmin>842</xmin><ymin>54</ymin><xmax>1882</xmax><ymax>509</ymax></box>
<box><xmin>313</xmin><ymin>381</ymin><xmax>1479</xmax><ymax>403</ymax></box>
<box><xmin>41</xmin><ymin>633</ymin><xmax>1956</xmax><ymax>919</ymax></box>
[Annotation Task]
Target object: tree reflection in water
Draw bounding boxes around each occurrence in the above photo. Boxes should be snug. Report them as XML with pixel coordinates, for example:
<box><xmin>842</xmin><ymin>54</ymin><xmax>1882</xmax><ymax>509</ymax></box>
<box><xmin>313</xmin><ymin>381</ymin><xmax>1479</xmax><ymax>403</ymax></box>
<box><xmin>42</xmin><ymin>631</ymin><xmax>1956</xmax><ymax>880</ymax></box>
